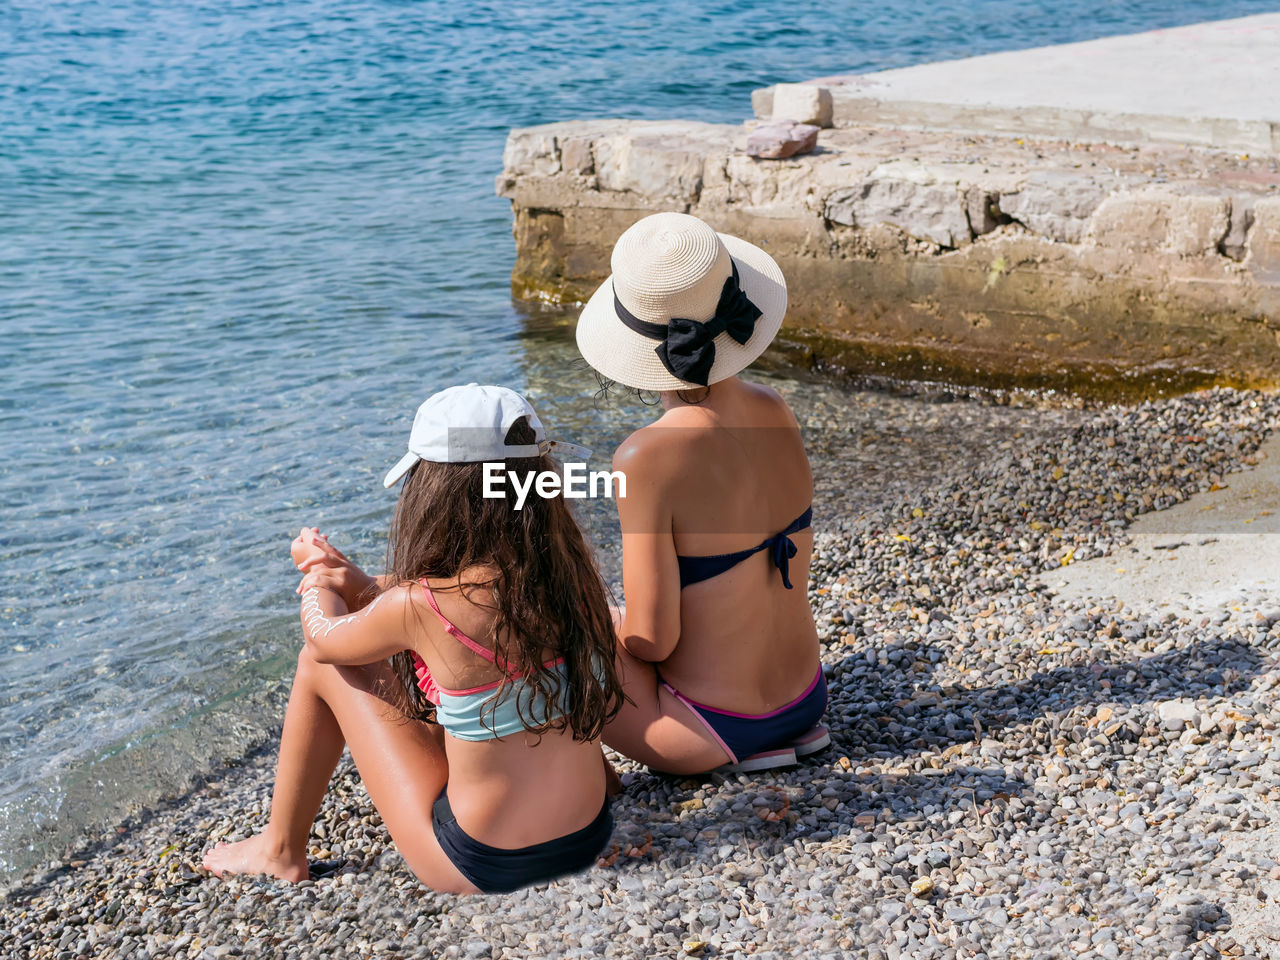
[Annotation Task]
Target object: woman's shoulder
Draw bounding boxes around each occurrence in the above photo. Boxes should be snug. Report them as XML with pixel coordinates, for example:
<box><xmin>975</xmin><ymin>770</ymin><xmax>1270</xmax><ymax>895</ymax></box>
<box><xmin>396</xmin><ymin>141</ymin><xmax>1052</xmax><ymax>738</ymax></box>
<box><xmin>739</xmin><ymin>380</ymin><xmax>801</xmax><ymax>428</ymax></box>
<box><xmin>612</xmin><ymin>418</ymin><xmax>703</xmax><ymax>476</ymax></box>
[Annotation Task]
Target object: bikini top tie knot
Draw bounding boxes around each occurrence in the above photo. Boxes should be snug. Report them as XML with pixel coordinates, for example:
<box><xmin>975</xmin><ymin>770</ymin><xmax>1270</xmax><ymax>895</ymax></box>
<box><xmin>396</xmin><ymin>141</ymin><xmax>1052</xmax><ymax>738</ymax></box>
<box><xmin>768</xmin><ymin>530</ymin><xmax>800</xmax><ymax>590</ymax></box>
<box><xmin>676</xmin><ymin>506</ymin><xmax>813</xmax><ymax>590</ymax></box>
<box><xmin>614</xmin><ymin>261</ymin><xmax>762</xmax><ymax>386</ymax></box>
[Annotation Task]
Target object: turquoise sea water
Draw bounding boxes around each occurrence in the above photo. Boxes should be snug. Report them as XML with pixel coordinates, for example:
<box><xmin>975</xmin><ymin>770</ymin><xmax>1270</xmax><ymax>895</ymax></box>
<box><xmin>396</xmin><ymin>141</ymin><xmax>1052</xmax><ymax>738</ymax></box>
<box><xmin>4</xmin><ymin>0</ymin><xmax>1279</xmax><ymax>881</ymax></box>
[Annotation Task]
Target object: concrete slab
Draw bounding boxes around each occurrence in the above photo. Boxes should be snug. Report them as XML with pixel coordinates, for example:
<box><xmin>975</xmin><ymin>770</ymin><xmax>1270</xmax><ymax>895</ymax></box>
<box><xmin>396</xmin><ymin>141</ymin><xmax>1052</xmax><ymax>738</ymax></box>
<box><xmin>1042</xmin><ymin>433</ymin><xmax>1280</xmax><ymax>616</ymax></box>
<box><xmin>755</xmin><ymin>13</ymin><xmax>1280</xmax><ymax>153</ymax></box>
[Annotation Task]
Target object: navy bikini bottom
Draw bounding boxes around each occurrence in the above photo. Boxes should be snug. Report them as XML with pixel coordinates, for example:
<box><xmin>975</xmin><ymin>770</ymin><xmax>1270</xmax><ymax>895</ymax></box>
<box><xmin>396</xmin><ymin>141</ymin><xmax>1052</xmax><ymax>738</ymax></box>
<box><xmin>432</xmin><ymin>789</ymin><xmax>613</xmax><ymax>894</ymax></box>
<box><xmin>661</xmin><ymin>667</ymin><xmax>828</xmax><ymax>763</ymax></box>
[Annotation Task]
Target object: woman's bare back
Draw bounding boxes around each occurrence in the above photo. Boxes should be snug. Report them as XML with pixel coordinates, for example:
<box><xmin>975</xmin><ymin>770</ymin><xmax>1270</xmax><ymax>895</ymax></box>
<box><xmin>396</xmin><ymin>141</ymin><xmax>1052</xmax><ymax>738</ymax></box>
<box><xmin>629</xmin><ymin>379</ymin><xmax>820</xmax><ymax>713</ymax></box>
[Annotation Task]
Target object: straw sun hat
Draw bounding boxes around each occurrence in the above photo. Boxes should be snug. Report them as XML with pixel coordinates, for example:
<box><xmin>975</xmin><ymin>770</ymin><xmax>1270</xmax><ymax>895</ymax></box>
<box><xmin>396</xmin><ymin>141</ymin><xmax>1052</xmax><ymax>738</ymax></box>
<box><xmin>576</xmin><ymin>213</ymin><xmax>787</xmax><ymax>392</ymax></box>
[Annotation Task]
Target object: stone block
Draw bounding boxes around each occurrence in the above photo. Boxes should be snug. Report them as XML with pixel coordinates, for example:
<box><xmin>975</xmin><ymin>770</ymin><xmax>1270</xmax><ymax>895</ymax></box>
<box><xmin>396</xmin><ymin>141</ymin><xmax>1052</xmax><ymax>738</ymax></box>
<box><xmin>825</xmin><ymin>161</ymin><xmax>970</xmax><ymax>248</ymax></box>
<box><xmin>502</xmin><ymin>131</ymin><xmax>560</xmax><ymax>177</ymax></box>
<box><xmin>1090</xmin><ymin>189</ymin><xmax>1231</xmax><ymax>257</ymax></box>
<box><xmin>594</xmin><ymin>135</ymin><xmax>703</xmax><ymax>202</ymax></box>
<box><xmin>1248</xmin><ymin>197</ymin><xmax>1280</xmax><ymax>284</ymax></box>
<box><xmin>998</xmin><ymin>173</ymin><xmax>1110</xmax><ymax>244</ymax></box>
<box><xmin>625</xmin><ymin>141</ymin><xmax>704</xmax><ymax>202</ymax></box>
<box><xmin>559</xmin><ymin>137</ymin><xmax>595</xmax><ymax>176</ymax></box>
<box><xmin>593</xmin><ymin>135</ymin><xmax>630</xmax><ymax>192</ymax></box>
<box><xmin>1166</xmin><ymin>195</ymin><xmax>1230</xmax><ymax>257</ymax></box>
<box><xmin>750</xmin><ymin>86</ymin><xmax>774</xmax><ymax>120</ymax></box>
<box><xmin>723</xmin><ymin>155</ymin><xmax>822</xmax><ymax>212</ymax></box>
<box><xmin>1219</xmin><ymin>196</ymin><xmax>1257</xmax><ymax>262</ymax></box>
<box><xmin>770</xmin><ymin>83</ymin><xmax>834</xmax><ymax>127</ymax></box>
<box><xmin>746</xmin><ymin>121</ymin><xmax>820</xmax><ymax>159</ymax></box>
<box><xmin>965</xmin><ymin>186</ymin><xmax>1000</xmax><ymax>236</ymax></box>
<box><xmin>1087</xmin><ymin>189</ymin><xmax>1172</xmax><ymax>253</ymax></box>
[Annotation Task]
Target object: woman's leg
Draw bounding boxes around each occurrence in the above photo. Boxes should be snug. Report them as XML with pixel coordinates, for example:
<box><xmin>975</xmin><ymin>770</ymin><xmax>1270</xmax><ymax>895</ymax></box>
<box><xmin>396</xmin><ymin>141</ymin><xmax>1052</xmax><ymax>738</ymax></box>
<box><xmin>601</xmin><ymin>644</ymin><xmax>733</xmax><ymax>775</ymax></box>
<box><xmin>203</xmin><ymin>648</ymin><xmax>479</xmax><ymax>893</ymax></box>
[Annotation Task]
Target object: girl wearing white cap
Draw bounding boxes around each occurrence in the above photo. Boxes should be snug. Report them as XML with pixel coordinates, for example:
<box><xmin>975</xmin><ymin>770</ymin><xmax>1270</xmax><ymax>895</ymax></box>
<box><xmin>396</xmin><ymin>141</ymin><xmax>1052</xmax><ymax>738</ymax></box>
<box><xmin>577</xmin><ymin>212</ymin><xmax>829</xmax><ymax>774</ymax></box>
<box><xmin>202</xmin><ymin>385</ymin><xmax>623</xmax><ymax>894</ymax></box>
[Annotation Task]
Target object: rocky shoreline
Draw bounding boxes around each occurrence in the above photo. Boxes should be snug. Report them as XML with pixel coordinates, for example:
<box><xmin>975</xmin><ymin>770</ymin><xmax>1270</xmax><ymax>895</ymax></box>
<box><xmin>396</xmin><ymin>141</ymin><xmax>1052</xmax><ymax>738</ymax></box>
<box><xmin>4</xmin><ymin>386</ymin><xmax>1280</xmax><ymax>960</ymax></box>
<box><xmin>498</xmin><ymin>119</ymin><xmax>1280</xmax><ymax>398</ymax></box>
<box><xmin>495</xmin><ymin>15</ymin><xmax>1280</xmax><ymax>397</ymax></box>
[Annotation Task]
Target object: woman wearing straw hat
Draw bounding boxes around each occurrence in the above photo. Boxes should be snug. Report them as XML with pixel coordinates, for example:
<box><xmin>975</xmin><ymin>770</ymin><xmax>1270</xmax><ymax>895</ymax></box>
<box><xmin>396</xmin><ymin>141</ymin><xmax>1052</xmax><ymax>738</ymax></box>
<box><xmin>577</xmin><ymin>212</ymin><xmax>829</xmax><ymax>775</ymax></box>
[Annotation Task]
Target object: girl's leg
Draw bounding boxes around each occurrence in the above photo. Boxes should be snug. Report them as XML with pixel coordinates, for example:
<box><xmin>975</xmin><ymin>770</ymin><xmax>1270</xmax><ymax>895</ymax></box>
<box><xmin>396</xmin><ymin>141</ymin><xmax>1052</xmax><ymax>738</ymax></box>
<box><xmin>202</xmin><ymin>646</ymin><xmax>346</xmax><ymax>881</ymax></box>
<box><xmin>601</xmin><ymin>644</ymin><xmax>733</xmax><ymax>775</ymax></box>
<box><xmin>203</xmin><ymin>648</ymin><xmax>479</xmax><ymax>893</ymax></box>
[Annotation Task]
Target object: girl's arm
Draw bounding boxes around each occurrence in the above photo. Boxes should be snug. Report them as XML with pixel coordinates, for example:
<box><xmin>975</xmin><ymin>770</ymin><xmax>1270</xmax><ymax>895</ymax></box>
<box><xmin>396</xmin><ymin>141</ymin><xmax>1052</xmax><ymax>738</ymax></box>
<box><xmin>613</xmin><ymin>434</ymin><xmax>682</xmax><ymax>662</ymax></box>
<box><xmin>292</xmin><ymin>528</ymin><xmax>379</xmax><ymax>610</ymax></box>
<box><xmin>289</xmin><ymin>529</ymin><xmax>420</xmax><ymax>664</ymax></box>
<box><xmin>294</xmin><ymin>579</ymin><xmax>414</xmax><ymax>665</ymax></box>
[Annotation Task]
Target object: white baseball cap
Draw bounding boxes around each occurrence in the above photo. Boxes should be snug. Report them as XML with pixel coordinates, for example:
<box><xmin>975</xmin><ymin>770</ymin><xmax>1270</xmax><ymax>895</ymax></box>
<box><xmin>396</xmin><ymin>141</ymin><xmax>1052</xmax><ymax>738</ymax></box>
<box><xmin>383</xmin><ymin>383</ymin><xmax>591</xmax><ymax>488</ymax></box>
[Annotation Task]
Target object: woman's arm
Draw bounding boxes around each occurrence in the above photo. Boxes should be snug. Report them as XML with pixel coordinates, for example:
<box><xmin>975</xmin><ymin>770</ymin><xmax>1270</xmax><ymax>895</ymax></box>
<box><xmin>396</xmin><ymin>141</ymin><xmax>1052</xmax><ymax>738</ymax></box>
<box><xmin>613</xmin><ymin>433</ymin><xmax>682</xmax><ymax>662</ymax></box>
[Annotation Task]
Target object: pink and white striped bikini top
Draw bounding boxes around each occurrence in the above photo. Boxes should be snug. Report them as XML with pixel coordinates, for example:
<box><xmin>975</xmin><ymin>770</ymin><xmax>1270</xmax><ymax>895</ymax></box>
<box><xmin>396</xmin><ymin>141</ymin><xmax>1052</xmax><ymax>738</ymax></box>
<box><xmin>408</xmin><ymin>580</ymin><xmax>568</xmax><ymax>741</ymax></box>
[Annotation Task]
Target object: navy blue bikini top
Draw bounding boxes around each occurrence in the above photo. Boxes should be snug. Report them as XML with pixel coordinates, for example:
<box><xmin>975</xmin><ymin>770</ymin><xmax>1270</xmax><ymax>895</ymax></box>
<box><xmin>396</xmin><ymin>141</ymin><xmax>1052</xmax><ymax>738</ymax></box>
<box><xmin>676</xmin><ymin>506</ymin><xmax>813</xmax><ymax>590</ymax></box>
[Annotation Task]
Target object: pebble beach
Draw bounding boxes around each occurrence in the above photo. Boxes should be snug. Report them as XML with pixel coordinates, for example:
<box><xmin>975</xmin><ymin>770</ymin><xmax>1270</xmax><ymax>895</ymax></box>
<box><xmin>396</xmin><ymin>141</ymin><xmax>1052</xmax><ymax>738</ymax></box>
<box><xmin>5</xmin><ymin>386</ymin><xmax>1280</xmax><ymax>960</ymax></box>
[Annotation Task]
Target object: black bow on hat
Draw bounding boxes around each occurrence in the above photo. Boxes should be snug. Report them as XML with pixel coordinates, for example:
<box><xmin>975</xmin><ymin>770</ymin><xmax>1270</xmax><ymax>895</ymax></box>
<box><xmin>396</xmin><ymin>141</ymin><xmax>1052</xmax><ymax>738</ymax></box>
<box><xmin>613</xmin><ymin>261</ymin><xmax>762</xmax><ymax>386</ymax></box>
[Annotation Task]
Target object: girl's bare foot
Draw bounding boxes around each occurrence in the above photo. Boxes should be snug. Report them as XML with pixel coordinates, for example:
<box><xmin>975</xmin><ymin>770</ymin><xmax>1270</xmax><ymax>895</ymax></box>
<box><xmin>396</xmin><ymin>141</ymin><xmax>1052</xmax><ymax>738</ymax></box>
<box><xmin>202</xmin><ymin>832</ymin><xmax>310</xmax><ymax>882</ymax></box>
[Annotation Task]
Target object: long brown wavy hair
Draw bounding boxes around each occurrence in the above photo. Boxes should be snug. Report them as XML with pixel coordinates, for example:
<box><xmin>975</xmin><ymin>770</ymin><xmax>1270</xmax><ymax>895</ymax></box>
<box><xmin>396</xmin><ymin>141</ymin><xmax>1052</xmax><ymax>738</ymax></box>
<box><xmin>383</xmin><ymin>415</ymin><xmax>623</xmax><ymax>741</ymax></box>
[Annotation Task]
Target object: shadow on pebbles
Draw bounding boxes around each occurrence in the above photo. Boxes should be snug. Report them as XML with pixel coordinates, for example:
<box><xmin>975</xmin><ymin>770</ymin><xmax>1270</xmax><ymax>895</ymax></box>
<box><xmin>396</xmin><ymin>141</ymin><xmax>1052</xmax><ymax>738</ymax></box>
<box><xmin>5</xmin><ymin>387</ymin><xmax>1280</xmax><ymax>960</ymax></box>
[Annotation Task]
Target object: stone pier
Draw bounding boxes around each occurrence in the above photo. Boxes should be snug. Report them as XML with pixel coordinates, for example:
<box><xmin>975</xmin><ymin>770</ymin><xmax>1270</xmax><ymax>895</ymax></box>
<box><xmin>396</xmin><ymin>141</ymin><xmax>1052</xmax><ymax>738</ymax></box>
<box><xmin>496</xmin><ymin>14</ymin><xmax>1280</xmax><ymax>396</ymax></box>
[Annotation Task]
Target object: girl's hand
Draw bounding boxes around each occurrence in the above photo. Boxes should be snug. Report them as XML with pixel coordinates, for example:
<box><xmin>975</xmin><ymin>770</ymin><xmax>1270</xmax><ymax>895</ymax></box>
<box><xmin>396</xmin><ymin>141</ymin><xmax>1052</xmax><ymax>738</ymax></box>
<box><xmin>296</xmin><ymin>564</ymin><xmax>375</xmax><ymax>610</ymax></box>
<box><xmin>292</xmin><ymin>532</ymin><xmax>376</xmax><ymax>609</ymax></box>
<box><xmin>295</xmin><ymin>535</ymin><xmax>353</xmax><ymax>572</ymax></box>
<box><xmin>290</xmin><ymin>527</ymin><xmax>330</xmax><ymax>569</ymax></box>
<box><xmin>297</xmin><ymin>565</ymin><xmax>354</xmax><ymax>599</ymax></box>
